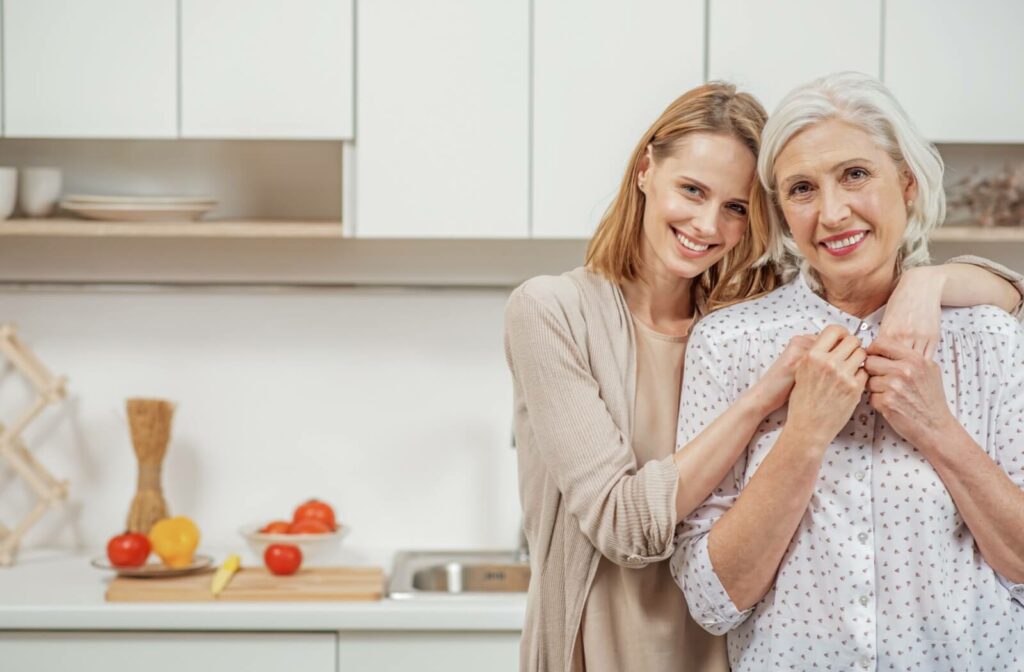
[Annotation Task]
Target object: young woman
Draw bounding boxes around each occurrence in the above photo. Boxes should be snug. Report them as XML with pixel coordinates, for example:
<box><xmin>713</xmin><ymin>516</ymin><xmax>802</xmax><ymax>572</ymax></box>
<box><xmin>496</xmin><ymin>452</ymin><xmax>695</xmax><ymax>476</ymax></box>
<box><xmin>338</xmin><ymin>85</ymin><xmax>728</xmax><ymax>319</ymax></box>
<box><xmin>504</xmin><ymin>82</ymin><xmax>1022</xmax><ymax>672</ymax></box>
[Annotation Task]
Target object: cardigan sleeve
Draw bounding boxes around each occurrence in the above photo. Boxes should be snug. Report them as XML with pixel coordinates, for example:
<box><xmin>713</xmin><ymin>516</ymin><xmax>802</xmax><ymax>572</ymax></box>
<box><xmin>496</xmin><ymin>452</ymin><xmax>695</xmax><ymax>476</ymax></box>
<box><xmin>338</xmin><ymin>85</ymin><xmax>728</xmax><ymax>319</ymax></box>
<box><xmin>504</xmin><ymin>286</ymin><xmax>679</xmax><ymax>568</ymax></box>
<box><xmin>945</xmin><ymin>255</ymin><xmax>1024</xmax><ymax>320</ymax></box>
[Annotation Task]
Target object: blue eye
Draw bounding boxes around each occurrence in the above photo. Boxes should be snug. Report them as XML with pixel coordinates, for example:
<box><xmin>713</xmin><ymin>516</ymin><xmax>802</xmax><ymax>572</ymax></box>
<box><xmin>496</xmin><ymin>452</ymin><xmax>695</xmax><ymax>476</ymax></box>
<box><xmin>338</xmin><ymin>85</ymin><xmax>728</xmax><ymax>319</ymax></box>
<box><xmin>727</xmin><ymin>203</ymin><xmax>748</xmax><ymax>216</ymax></box>
<box><xmin>681</xmin><ymin>184</ymin><xmax>703</xmax><ymax>197</ymax></box>
<box><xmin>846</xmin><ymin>167</ymin><xmax>869</xmax><ymax>180</ymax></box>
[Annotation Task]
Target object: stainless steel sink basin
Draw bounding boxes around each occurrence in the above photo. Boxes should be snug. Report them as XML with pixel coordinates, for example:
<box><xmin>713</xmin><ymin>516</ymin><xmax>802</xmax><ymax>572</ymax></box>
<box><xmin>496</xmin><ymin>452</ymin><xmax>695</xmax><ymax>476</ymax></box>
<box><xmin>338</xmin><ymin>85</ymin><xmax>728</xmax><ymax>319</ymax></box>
<box><xmin>388</xmin><ymin>550</ymin><xmax>530</xmax><ymax>599</ymax></box>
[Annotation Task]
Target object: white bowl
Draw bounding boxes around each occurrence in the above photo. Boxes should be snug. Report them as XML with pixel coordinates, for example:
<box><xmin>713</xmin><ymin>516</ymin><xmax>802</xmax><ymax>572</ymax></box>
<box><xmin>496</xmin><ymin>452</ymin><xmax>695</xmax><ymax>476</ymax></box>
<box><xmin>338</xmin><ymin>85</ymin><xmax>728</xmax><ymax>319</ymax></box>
<box><xmin>239</xmin><ymin>522</ymin><xmax>348</xmax><ymax>565</ymax></box>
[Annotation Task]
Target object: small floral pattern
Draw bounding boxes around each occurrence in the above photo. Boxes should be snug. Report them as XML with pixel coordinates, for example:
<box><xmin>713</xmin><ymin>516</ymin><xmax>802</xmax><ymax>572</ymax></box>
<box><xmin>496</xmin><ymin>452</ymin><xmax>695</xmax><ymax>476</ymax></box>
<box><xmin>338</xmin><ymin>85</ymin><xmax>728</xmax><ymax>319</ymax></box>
<box><xmin>671</xmin><ymin>274</ymin><xmax>1024</xmax><ymax>671</ymax></box>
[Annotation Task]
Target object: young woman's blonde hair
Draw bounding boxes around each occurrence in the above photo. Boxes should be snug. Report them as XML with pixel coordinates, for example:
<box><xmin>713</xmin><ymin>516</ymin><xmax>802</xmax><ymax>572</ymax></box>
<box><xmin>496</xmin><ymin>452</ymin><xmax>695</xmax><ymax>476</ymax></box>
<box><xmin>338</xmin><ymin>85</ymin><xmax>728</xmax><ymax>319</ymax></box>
<box><xmin>585</xmin><ymin>82</ymin><xmax>778</xmax><ymax>313</ymax></box>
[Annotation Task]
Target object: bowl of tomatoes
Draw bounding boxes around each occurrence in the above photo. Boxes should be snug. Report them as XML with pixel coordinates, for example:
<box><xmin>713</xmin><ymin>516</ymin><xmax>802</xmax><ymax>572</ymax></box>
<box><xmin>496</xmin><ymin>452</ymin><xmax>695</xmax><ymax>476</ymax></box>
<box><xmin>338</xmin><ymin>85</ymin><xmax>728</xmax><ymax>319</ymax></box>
<box><xmin>240</xmin><ymin>498</ymin><xmax>347</xmax><ymax>566</ymax></box>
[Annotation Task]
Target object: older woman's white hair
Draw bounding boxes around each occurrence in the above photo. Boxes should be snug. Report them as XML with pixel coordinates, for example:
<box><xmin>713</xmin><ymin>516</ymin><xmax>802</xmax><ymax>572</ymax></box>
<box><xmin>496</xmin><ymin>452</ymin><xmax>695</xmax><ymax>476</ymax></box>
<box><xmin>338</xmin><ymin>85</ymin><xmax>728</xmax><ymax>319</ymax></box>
<box><xmin>756</xmin><ymin>71</ymin><xmax>946</xmax><ymax>283</ymax></box>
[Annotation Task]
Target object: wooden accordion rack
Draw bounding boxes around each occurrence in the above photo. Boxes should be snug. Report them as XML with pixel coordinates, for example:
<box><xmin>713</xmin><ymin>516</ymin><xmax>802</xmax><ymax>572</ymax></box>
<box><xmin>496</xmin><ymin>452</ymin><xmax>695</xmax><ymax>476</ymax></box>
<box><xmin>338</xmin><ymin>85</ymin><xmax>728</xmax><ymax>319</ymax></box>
<box><xmin>0</xmin><ymin>323</ymin><xmax>69</xmax><ymax>566</ymax></box>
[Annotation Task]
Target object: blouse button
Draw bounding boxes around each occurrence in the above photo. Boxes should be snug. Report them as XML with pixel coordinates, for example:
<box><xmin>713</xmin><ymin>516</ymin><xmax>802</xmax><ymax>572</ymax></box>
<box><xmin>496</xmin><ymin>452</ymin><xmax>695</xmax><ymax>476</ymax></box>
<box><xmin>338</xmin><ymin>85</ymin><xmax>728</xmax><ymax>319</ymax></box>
<box><xmin>859</xmin><ymin>322</ymin><xmax>869</xmax><ymax>331</ymax></box>
<box><xmin>860</xmin><ymin>657</ymin><xmax>871</xmax><ymax>668</ymax></box>
<box><xmin>858</xmin><ymin>414</ymin><xmax>869</xmax><ymax>424</ymax></box>
<box><xmin>858</xmin><ymin>532</ymin><xmax>869</xmax><ymax>544</ymax></box>
<box><xmin>854</xmin><ymin>471</ymin><xmax>866</xmax><ymax>481</ymax></box>
<box><xmin>859</xmin><ymin>595</ymin><xmax>870</xmax><ymax>606</ymax></box>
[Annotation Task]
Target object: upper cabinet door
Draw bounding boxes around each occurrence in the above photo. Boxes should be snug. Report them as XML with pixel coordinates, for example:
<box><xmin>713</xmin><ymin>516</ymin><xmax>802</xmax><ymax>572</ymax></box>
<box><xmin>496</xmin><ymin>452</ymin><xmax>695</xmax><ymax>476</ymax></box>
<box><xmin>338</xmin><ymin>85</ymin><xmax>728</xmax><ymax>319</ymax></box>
<box><xmin>708</xmin><ymin>0</ymin><xmax>881</xmax><ymax>115</ymax></box>
<box><xmin>354</xmin><ymin>1</ymin><xmax>529</xmax><ymax>238</ymax></box>
<box><xmin>885</xmin><ymin>0</ymin><xmax>1024</xmax><ymax>143</ymax></box>
<box><xmin>3</xmin><ymin>0</ymin><xmax>176</xmax><ymax>138</ymax></box>
<box><xmin>181</xmin><ymin>0</ymin><xmax>353</xmax><ymax>140</ymax></box>
<box><xmin>532</xmin><ymin>0</ymin><xmax>705</xmax><ymax>239</ymax></box>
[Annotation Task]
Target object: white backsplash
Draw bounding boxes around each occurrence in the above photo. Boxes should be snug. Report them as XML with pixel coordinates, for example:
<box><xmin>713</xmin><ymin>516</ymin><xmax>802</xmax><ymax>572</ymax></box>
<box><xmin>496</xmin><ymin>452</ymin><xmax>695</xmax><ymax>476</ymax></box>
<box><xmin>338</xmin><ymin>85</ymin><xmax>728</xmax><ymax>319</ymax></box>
<box><xmin>0</xmin><ymin>285</ymin><xmax>521</xmax><ymax>564</ymax></box>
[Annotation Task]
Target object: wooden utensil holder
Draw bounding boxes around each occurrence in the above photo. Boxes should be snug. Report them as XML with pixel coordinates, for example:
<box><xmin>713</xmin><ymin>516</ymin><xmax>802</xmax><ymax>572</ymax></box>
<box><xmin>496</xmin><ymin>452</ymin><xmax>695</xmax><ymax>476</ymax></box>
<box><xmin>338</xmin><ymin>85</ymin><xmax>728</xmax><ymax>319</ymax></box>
<box><xmin>0</xmin><ymin>323</ymin><xmax>69</xmax><ymax>567</ymax></box>
<box><xmin>125</xmin><ymin>398</ymin><xmax>175</xmax><ymax>534</ymax></box>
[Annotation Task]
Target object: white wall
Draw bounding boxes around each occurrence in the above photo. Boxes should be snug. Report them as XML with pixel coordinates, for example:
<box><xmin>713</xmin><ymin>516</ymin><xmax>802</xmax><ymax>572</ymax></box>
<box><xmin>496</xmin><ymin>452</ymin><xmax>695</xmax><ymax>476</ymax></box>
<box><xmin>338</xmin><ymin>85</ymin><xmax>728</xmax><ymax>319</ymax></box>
<box><xmin>0</xmin><ymin>285</ymin><xmax>521</xmax><ymax>566</ymax></box>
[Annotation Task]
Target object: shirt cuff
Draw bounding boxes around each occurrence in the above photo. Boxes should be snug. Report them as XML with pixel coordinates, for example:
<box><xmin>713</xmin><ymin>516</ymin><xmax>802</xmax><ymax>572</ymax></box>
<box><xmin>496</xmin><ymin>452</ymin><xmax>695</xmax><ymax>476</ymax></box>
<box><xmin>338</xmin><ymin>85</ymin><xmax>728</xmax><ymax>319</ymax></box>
<box><xmin>996</xmin><ymin>572</ymin><xmax>1024</xmax><ymax>607</ymax></box>
<box><xmin>946</xmin><ymin>254</ymin><xmax>1024</xmax><ymax>320</ymax></box>
<box><xmin>675</xmin><ymin>532</ymin><xmax>754</xmax><ymax>634</ymax></box>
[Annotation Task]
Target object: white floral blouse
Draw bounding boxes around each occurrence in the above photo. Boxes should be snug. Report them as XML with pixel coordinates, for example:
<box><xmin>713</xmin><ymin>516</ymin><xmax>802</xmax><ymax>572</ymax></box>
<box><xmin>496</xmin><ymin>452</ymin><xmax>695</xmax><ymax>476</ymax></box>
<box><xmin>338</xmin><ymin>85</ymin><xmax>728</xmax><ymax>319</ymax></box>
<box><xmin>671</xmin><ymin>273</ymin><xmax>1024</xmax><ymax>672</ymax></box>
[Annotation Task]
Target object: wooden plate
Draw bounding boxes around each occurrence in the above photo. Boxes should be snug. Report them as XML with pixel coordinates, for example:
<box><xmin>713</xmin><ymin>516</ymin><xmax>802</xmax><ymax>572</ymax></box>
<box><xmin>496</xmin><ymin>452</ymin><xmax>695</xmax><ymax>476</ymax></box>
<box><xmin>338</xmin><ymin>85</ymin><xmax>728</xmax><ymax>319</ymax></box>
<box><xmin>91</xmin><ymin>554</ymin><xmax>215</xmax><ymax>578</ymax></box>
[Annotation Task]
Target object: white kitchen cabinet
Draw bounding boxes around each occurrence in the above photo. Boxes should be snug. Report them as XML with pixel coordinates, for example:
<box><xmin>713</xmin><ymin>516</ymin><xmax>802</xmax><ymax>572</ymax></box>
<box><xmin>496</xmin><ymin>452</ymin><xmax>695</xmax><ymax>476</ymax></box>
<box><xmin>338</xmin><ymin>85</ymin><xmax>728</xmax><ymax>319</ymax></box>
<box><xmin>0</xmin><ymin>631</ymin><xmax>336</xmax><ymax>672</ymax></box>
<box><xmin>884</xmin><ymin>0</ymin><xmax>1024</xmax><ymax>143</ymax></box>
<box><xmin>337</xmin><ymin>631</ymin><xmax>519</xmax><ymax>672</ymax></box>
<box><xmin>180</xmin><ymin>0</ymin><xmax>353</xmax><ymax>139</ymax></box>
<box><xmin>354</xmin><ymin>0</ymin><xmax>529</xmax><ymax>238</ymax></box>
<box><xmin>708</xmin><ymin>0</ymin><xmax>882</xmax><ymax>115</ymax></box>
<box><xmin>2</xmin><ymin>0</ymin><xmax>177</xmax><ymax>138</ymax></box>
<box><xmin>532</xmin><ymin>0</ymin><xmax>705</xmax><ymax>239</ymax></box>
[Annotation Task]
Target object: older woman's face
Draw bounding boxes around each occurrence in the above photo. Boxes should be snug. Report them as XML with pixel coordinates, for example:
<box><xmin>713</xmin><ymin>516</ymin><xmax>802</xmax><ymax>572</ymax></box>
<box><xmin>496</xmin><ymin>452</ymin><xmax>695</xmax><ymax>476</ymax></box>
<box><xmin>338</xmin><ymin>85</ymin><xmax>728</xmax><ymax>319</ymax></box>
<box><xmin>773</xmin><ymin>119</ymin><xmax>917</xmax><ymax>289</ymax></box>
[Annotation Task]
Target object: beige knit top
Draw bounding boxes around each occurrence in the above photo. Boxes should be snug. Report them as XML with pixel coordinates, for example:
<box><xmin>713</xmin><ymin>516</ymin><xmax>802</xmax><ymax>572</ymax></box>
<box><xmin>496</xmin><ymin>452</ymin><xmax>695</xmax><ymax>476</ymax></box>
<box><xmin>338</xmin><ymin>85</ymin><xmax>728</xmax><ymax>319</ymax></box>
<box><xmin>579</xmin><ymin>316</ymin><xmax>727</xmax><ymax>672</ymax></box>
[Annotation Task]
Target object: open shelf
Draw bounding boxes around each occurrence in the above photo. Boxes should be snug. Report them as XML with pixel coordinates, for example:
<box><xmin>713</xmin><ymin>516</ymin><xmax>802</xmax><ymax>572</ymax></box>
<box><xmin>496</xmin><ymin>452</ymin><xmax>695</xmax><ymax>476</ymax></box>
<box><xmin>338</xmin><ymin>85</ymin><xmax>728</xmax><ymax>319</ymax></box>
<box><xmin>929</xmin><ymin>226</ymin><xmax>1024</xmax><ymax>242</ymax></box>
<box><xmin>0</xmin><ymin>219</ymin><xmax>344</xmax><ymax>239</ymax></box>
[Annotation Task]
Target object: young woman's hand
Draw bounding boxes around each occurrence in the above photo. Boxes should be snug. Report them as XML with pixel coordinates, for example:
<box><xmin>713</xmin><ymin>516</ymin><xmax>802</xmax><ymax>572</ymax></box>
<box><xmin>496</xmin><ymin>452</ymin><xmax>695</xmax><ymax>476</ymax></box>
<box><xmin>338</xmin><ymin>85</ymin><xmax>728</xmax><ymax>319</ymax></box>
<box><xmin>879</xmin><ymin>266</ymin><xmax>944</xmax><ymax>359</ymax></box>
<box><xmin>864</xmin><ymin>336</ymin><xmax>958</xmax><ymax>452</ymax></box>
<box><xmin>751</xmin><ymin>334</ymin><xmax>815</xmax><ymax>414</ymax></box>
<box><xmin>786</xmin><ymin>325</ymin><xmax>869</xmax><ymax>448</ymax></box>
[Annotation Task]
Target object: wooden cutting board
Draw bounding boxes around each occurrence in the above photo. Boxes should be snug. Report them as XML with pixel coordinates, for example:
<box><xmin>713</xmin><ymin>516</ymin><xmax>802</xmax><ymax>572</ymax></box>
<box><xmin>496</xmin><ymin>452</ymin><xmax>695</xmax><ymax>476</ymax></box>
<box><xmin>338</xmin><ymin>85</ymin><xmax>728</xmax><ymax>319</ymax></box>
<box><xmin>106</xmin><ymin>566</ymin><xmax>385</xmax><ymax>602</ymax></box>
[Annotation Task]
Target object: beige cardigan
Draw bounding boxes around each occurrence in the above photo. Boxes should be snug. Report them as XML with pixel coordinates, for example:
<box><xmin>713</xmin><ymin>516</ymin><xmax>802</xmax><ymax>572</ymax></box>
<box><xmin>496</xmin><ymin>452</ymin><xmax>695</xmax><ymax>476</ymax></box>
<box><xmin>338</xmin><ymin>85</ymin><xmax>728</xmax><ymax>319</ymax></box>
<box><xmin>505</xmin><ymin>267</ymin><xmax>680</xmax><ymax>672</ymax></box>
<box><xmin>503</xmin><ymin>257</ymin><xmax>1024</xmax><ymax>672</ymax></box>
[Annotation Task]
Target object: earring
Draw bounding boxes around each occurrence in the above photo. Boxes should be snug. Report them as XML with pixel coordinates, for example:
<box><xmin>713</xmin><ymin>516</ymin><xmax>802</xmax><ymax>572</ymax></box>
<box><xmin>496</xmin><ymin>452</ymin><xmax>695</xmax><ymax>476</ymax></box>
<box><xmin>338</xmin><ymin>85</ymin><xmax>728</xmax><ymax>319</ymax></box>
<box><xmin>906</xmin><ymin>200</ymin><xmax>914</xmax><ymax>208</ymax></box>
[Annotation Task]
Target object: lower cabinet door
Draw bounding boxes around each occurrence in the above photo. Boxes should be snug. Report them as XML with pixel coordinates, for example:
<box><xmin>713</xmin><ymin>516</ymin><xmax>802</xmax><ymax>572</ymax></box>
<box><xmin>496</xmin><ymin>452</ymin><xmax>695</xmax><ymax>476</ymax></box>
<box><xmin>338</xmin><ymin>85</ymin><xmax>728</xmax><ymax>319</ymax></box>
<box><xmin>0</xmin><ymin>631</ymin><xmax>337</xmax><ymax>672</ymax></box>
<box><xmin>337</xmin><ymin>631</ymin><xmax>520</xmax><ymax>672</ymax></box>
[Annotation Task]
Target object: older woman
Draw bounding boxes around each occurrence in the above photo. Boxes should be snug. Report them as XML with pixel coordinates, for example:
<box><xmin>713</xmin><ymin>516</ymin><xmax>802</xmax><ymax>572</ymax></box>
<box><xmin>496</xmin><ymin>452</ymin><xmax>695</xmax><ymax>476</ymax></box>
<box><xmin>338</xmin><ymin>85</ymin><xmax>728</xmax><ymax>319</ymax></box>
<box><xmin>672</xmin><ymin>72</ymin><xmax>1024</xmax><ymax>671</ymax></box>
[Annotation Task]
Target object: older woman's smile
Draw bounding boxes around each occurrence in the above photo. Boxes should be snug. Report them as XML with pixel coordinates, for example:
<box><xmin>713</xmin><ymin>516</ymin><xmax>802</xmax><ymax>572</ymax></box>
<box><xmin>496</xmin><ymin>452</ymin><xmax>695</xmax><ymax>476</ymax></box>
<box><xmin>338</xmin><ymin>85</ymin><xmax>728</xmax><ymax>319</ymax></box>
<box><xmin>819</xmin><ymin>229</ymin><xmax>869</xmax><ymax>256</ymax></box>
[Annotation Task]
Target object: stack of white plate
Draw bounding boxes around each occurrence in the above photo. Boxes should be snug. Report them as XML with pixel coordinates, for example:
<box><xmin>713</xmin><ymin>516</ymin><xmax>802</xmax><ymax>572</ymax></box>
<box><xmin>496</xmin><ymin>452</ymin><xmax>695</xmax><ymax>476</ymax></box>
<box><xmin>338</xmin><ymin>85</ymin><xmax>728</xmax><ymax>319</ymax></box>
<box><xmin>60</xmin><ymin>194</ymin><xmax>218</xmax><ymax>222</ymax></box>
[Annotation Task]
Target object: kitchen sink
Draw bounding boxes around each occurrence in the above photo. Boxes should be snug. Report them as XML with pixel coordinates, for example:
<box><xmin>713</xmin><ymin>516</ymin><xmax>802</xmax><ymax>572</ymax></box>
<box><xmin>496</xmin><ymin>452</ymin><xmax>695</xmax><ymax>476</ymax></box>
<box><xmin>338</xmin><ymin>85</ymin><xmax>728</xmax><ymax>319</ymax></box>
<box><xmin>388</xmin><ymin>550</ymin><xmax>530</xmax><ymax>599</ymax></box>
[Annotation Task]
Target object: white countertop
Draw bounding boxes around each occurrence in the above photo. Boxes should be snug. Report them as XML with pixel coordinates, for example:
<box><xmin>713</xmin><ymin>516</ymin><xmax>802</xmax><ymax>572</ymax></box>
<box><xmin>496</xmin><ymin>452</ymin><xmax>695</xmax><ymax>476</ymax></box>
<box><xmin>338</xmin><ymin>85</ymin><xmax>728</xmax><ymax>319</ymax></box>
<box><xmin>0</xmin><ymin>550</ymin><xmax>526</xmax><ymax>632</ymax></box>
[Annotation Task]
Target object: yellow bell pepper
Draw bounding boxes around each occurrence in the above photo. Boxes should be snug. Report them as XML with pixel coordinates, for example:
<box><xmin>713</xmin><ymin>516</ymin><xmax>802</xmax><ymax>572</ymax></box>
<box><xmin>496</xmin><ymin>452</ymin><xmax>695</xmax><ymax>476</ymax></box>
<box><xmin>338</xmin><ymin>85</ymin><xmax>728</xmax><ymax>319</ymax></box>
<box><xmin>148</xmin><ymin>516</ymin><xmax>200</xmax><ymax>568</ymax></box>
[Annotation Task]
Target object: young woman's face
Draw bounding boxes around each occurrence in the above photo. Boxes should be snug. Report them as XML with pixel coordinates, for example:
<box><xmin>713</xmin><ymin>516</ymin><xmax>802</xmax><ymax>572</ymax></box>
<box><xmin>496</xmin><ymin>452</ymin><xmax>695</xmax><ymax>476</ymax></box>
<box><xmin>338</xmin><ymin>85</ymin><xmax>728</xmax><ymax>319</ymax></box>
<box><xmin>773</xmin><ymin>119</ymin><xmax>917</xmax><ymax>290</ymax></box>
<box><xmin>636</xmin><ymin>132</ymin><xmax>755</xmax><ymax>281</ymax></box>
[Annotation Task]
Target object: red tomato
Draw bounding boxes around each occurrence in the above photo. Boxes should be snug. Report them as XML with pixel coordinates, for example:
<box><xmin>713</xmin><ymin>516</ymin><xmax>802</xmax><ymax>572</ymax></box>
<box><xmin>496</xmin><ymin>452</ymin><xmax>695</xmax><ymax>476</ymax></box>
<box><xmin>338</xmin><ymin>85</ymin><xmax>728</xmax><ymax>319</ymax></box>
<box><xmin>292</xmin><ymin>499</ymin><xmax>337</xmax><ymax>530</ymax></box>
<box><xmin>260</xmin><ymin>520</ymin><xmax>291</xmax><ymax>534</ymax></box>
<box><xmin>106</xmin><ymin>532</ymin><xmax>151</xmax><ymax>568</ymax></box>
<box><xmin>264</xmin><ymin>544</ymin><xmax>302</xmax><ymax>575</ymax></box>
<box><xmin>287</xmin><ymin>518</ymin><xmax>332</xmax><ymax>535</ymax></box>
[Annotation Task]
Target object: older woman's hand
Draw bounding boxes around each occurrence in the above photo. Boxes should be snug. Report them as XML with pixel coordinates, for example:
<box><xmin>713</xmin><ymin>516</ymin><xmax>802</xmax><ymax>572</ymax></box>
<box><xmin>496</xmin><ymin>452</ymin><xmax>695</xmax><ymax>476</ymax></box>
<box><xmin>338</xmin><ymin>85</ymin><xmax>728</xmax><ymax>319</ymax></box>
<box><xmin>864</xmin><ymin>336</ymin><xmax>958</xmax><ymax>451</ymax></box>
<box><xmin>878</xmin><ymin>267</ymin><xmax>944</xmax><ymax>359</ymax></box>
<box><xmin>787</xmin><ymin>325</ymin><xmax>869</xmax><ymax>447</ymax></box>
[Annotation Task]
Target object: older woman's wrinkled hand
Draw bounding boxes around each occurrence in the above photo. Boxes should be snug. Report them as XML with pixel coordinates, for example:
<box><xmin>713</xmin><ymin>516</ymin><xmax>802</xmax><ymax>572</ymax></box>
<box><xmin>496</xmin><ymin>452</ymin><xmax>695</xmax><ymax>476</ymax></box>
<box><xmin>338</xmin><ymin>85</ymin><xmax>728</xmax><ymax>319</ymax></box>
<box><xmin>878</xmin><ymin>266</ymin><xmax>944</xmax><ymax>359</ymax></box>
<box><xmin>787</xmin><ymin>325</ymin><xmax>869</xmax><ymax>447</ymax></box>
<box><xmin>864</xmin><ymin>336</ymin><xmax>958</xmax><ymax>451</ymax></box>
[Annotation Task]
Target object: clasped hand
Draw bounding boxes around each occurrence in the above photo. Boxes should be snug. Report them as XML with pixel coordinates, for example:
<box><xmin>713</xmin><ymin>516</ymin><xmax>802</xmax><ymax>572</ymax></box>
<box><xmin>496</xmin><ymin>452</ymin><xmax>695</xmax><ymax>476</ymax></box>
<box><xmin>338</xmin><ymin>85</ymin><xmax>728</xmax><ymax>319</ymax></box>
<box><xmin>765</xmin><ymin>326</ymin><xmax>955</xmax><ymax>452</ymax></box>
